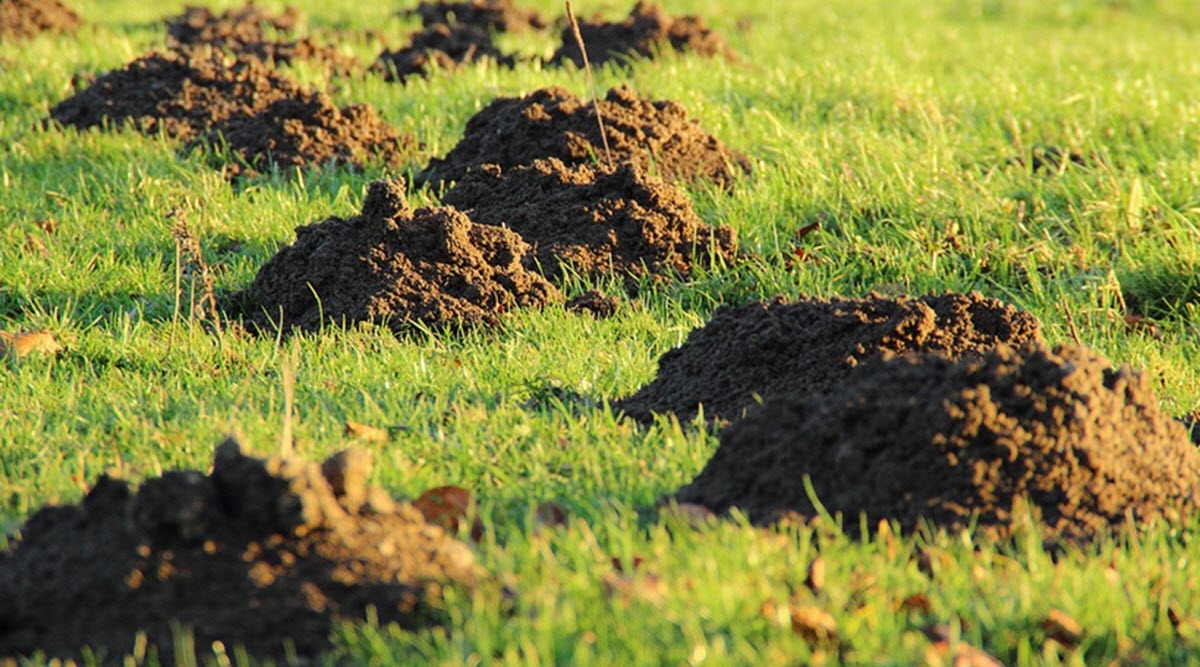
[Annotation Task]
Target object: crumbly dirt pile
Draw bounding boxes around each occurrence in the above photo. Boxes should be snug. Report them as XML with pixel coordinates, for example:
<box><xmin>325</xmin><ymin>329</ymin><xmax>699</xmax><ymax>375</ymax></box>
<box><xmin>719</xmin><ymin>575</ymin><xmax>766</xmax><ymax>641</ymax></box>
<box><xmin>617</xmin><ymin>292</ymin><xmax>1043</xmax><ymax>424</ymax></box>
<box><xmin>550</xmin><ymin>1</ymin><xmax>733</xmax><ymax>68</ymax></box>
<box><xmin>373</xmin><ymin>23</ymin><xmax>514</xmax><ymax>82</ymax></box>
<box><xmin>195</xmin><ymin>92</ymin><xmax>415</xmax><ymax>177</ymax></box>
<box><xmin>0</xmin><ymin>438</ymin><xmax>479</xmax><ymax>661</ymax></box>
<box><xmin>405</xmin><ymin>0</ymin><xmax>547</xmax><ymax>32</ymax></box>
<box><xmin>0</xmin><ymin>0</ymin><xmax>80</xmax><ymax>40</ymax></box>
<box><xmin>674</xmin><ymin>344</ymin><xmax>1200</xmax><ymax>543</ymax></box>
<box><xmin>416</xmin><ymin>84</ymin><xmax>750</xmax><ymax>190</ymax></box>
<box><xmin>243</xmin><ymin>179</ymin><xmax>561</xmax><ymax>333</ymax></box>
<box><xmin>442</xmin><ymin>158</ymin><xmax>735</xmax><ymax>282</ymax></box>
<box><xmin>48</xmin><ymin>50</ymin><xmax>302</xmax><ymax>139</ymax></box>
<box><xmin>165</xmin><ymin>5</ymin><xmax>357</xmax><ymax>74</ymax></box>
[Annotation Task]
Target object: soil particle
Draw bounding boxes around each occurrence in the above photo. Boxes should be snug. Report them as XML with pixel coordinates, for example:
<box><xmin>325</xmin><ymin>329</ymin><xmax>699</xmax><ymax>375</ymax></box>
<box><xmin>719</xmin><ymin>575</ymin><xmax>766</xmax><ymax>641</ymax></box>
<box><xmin>549</xmin><ymin>1</ymin><xmax>734</xmax><ymax>68</ymax></box>
<box><xmin>373</xmin><ymin>23</ymin><xmax>514</xmax><ymax>82</ymax></box>
<box><xmin>48</xmin><ymin>50</ymin><xmax>302</xmax><ymax>140</ymax></box>
<box><xmin>0</xmin><ymin>437</ymin><xmax>479</xmax><ymax>661</ymax></box>
<box><xmin>674</xmin><ymin>344</ymin><xmax>1200</xmax><ymax>543</ymax></box>
<box><xmin>616</xmin><ymin>292</ymin><xmax>1043</xmax><ymax>425</ymax></box>
<box><xmin>566</xmin><ymin>290</ymin><xmax>619</xmax><ymax>318</ymax></box>
<box><xmin>417</xmin><ymin>84</ymin><xmax>750</xmax><ymax>190</ymax></box>
<box><xmin>243</xmin><ymin>179</ymin><xmax>561</xmax><ymax>334</ymax></box>
<box><xmin>441</xmin><ymin>158</ymin><xmax>736</xmax><ymax>283</ymax></box>
<box><xmin>0</xmin><ymin>0</ymin><xmax>80</xmax><ymax>40</ymax></box>
<box><xmin>165</xmin><ymin>5</ymin><xmax>357</xmax><ymax>74</ymax></box>
<box><xmin>404</xmin><ymin>0</ymin><xmax>547</xmax><ymax>32</ymax></box>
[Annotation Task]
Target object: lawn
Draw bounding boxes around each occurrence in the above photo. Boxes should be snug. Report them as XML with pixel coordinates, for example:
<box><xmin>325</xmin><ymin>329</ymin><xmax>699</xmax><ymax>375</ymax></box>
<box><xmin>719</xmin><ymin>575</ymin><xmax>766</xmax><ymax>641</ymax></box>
<box><xmin>3</xmin><ymin>0</ymin><xmax>1200</xmax><ymax>664</ymax></box>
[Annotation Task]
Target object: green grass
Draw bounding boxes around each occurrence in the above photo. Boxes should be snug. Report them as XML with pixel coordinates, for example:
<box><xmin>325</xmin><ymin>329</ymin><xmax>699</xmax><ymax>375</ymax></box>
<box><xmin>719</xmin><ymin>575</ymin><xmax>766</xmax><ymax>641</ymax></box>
<box><xmin>4</xmin><ymin>0</ymin><xmax>1200</xmax><ymax>663</ymax></box>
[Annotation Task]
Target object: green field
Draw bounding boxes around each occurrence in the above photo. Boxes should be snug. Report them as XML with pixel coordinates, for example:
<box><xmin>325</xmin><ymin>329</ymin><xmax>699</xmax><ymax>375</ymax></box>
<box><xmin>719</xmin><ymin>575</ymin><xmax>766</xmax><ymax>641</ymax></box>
<box><xmin>4</xmin><ymin>0</ymin><xmax>1200</xmax><ymax>664</ymax></box>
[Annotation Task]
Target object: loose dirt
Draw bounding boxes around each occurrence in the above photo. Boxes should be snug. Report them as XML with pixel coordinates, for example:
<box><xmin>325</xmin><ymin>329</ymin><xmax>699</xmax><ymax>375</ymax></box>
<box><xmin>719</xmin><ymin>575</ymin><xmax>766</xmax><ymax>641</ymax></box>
<box><xmin>566</xmin><ymin>290</ymin><xmax>619</xmax><ymax>318</ymax></box>
<box><xmin>242</xmin><ymin>179</ymin><xmax>561</xmax><ymax>334</ymax></box>
<box><xmin>405</xmin><ymin>0</ymin><xmax>547</xmax><ymax>32</ymax></box>
<box><xmin>616</xmin><ymin>292</ymin><xmax>1043</xmax><ymax>424</ymax></box>
<box><xmin>0</xmin><ymin>0</ymin><xmax>80</xmax><ymax>40</ymax></box>
<box><xmin>416</xmin><ymin>85</ymin><xmax>751</xmax><ymax>190</ymax></box>
<box><xmin>373</xmin><ymin>23</ymin><xmax>514</xmax><ymax>83</ymax></box>
<box><xmin>673</xmin><ymin>344</ymin><xmax>1200</xmax><ymax>543</ymax></box>
<box><xmin>441</xmin><ymin>158</ymin><xmax>736</xmax><ymax>283</ymax></box>
<box><xmin>0</xmin><ymin>438</ymin><xmax>479</xmax><ymax>661</ymax></box>
<box><xmin>549</xmin><ymin>1</ymin><xmax>734</xmax><ymax>68</ymax></box>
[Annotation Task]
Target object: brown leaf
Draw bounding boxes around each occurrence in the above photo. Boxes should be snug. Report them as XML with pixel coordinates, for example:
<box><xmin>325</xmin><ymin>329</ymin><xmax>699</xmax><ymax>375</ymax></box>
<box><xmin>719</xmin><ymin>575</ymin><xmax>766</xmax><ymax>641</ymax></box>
<box><xmin>898</xmin><ymin>592</ymin><xmax>933</xmax><ymax>615</ymax></box>
<box><xmin>789</xmin><ymin>605</ymin><xmax>838</xmax><ymax>646</ymax></box>
<box><xmin>1042</xmin><ymin>608</ymin><xmax>1083</xmax><ymax>647</ymax></box>
<box><xmin>413</xmin><ymin>485</ymin><xmax>480</xmax><ymax>540</ymax></box>
<box><xmin>795</xmin><ymin>221</ymin><xmax>821</xmax><ymax>241</ymax></box>
<box><xmin>24</xmin><ymin>233</ymin><xmax>49</xmax><ymax>258</ymax></box>
<box><xmin>343</xmin><ymin>420</ymin><xmax>388</xmax><ymax>443</ymax></box>
<box><xmin>602</xmin><ymin>572</ymin><xmax>665</xmax><ymax>606</ymax></box>
<box><xmin>805</xmin><ymin>557</ymin><xmax>826</xmax><ymax>594</ymax></box>
<box><xmin>922</xmin><ymin>625</ymin><xmax>1002</xmax><ymax>667</ymax></box>
<box><xmin>1123</xmin><ymin>314</ymin><xmax>1161</xmax><ymax>338</ymax></box>
<box><xmin>0</xmin><ymin>330</ymin><xmax>62</xmax><ymax>358</ymax></box>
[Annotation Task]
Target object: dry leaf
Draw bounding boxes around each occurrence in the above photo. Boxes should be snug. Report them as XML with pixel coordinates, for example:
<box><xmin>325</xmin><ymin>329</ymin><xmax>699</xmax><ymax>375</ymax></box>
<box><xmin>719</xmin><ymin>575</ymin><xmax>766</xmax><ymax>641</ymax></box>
<box><xmin>413</xmin><ymin>485</ymin><xmax>480</xmax><ymax>539</ymax></box>
<box><xmin>343</xmin><ymin>420</ymin><xmax>388</xmax><ymax>443</ymax></box>
<box><xmin>24</xmin><ymin>233</ymin><xmax>49</xmax><ymax>258</ymax></box>
<box><xmin>602</xmin><ymin>572</ymin><xmax>665</xmax><ymax>606</ymax></box>
<box><xmin>789</xmin><ymin>605</ymin><xmax>838</xmax><ymax>646</ymax></box>
<box><xmin>805</xmin><ymin>557</ymin><xmax>826</xmax><ymax>594</ymax></box>
<box><xmin>1123</xmin><ymin>314</ymin><xmax>1161</xmax><ymax>338</ymax></box>
<box><xmin>1042</xmin><ymin>608</ymin><xmax>1083</xmax><ymax>647</ymax></box>
<box><xmin>0</xmin><ymin>330</ymin><xmax>62</xmax><ymax>358</ymax></box>
<box><xmin>898</xmin><ymin>592</ymin><xmax>933</xmax><ymax>615</ymax></box>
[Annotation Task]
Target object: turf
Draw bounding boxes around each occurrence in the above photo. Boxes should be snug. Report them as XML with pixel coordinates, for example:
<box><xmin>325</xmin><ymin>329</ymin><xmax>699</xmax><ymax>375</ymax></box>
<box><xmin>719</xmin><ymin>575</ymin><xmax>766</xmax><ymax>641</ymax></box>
<box><xmin>3</xmin><ymin>0</ymin><xmax>1200</xmax><ymax>664</ymax></box>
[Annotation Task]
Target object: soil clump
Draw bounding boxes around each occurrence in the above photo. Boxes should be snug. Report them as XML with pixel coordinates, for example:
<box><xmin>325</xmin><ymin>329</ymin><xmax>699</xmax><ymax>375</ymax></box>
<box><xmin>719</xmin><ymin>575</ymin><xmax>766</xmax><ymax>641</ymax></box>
<box><xmin>417</xmin><ymin>85</ymin><xmax>750</xmax><ymax>190</ymax></box>
<box><xmin>0</xmin><ymin>0</ymin><xmax>80</xmax><ymax>40</ymax></box>
<box><xmin>566</xmin><ymin>290</ymin><xmax>619</xmax><ymax>318</ymax></box>
<box><xmin>373</xmin><ymin>23</ymin><xmax>514</xmax><ymax>82</ymax></box>
<box><xmin>404</xmin><ymin>0</ymin><xmax>547</xmax><ymax>32</ymax></box>
<box><xmin>616</xmin><ymin>292</ymin><xmax>1043</xmax><ymax>424</ymax></box>
<box><xmin>549</xmin><ymin>1</ymin><xmax>733</xmax><ymax>68</ymax></box>
<box><xmin>673</xmin><ymin>344</ymin><xmax>1200</xmax><ymax>543</ymax></box>
<box><xmin>243</xmin><ymin>179</ymin><xmax>560</xmax><ymax>334</ymax></box>
<box><xmin>0</xmin><ymin>438</ymin><xmax>478</xmax><ymax>661</ymax></box>
<box><xmin>442</xmin><ymin>158</ymin><xmax>735</xmax><ymax>283</ymax></box>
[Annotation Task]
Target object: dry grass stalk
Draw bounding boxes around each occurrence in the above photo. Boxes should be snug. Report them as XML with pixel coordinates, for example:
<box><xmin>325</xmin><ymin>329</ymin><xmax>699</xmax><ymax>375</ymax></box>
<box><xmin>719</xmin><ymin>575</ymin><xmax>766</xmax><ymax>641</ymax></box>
<box><xmin>565</xmin><ymin>0</ymin><xmax>612</xmax><ymax>168</ymax></box>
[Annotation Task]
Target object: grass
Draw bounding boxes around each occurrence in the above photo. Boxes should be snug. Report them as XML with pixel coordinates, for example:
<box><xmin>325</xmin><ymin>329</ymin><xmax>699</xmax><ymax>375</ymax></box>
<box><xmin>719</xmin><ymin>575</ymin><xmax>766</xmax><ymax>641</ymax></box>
<box><xmin>3</xmin><ymin>0</ymin><xmax>1200</xmax><ymax>663</ymax></box>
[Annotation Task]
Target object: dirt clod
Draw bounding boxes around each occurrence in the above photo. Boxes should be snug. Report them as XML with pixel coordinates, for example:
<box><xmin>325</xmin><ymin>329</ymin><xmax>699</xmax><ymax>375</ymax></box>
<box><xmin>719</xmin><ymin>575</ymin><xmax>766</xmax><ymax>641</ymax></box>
<box><xmin>673</xmin><ymin>344</ymin><xmax>1200</xmax><ymax>542</ymax></box>
<box><xmin>0</xmin><ymin>437</ymin><xmax>478</xmax><ymax>661</ymax></box>
<box><xmin>0</xmin><ymin>0</ymin><xmax>80</xmax><ymax>40</ymax></box>
<box><xmin>616</xmin><ymin>292</ymin><xmax>1042</xmax><ymax>424</ymax></box>
<box><xmin>405</xmin><ymin>0</ymin><xmax>547</xmax><ymax>32</ymax></box>
<box><xmin>166</xmin><ymin>5</ymin><xmax>357</xmax><ymax>74</ymax></box>
<box><xmin>442</xmin><ymin>158</ymin><xmax>736</xmax><ymax>283</ymax></box>
<box><xmin>416</xmin><ymin>85</ymin><xmax>750</xmax><ymax>190</ymax></box>
<box><xmin>243</xmin><ymin>179</ymin><xmax>561</xmax><ymax>334</ymax></box>
<box><xmin>566</xmin><ymin>290</ymin><xmax>619</xmax><ymax>318</ymax></box>
<box><xmin>373</xmin><ymin>23</ymin><xmax>514</xmax><ymax>83</ymax></box>
<box><xmin>550</xmin><ymin>1</ymin><xmax>733</xmax><ymax>68</ymax></box>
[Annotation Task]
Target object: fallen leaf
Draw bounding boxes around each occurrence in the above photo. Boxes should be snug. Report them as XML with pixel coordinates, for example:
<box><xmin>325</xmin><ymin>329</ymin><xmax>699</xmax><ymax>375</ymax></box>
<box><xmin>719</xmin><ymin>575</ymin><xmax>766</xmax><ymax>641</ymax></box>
<box><xmin>24</xmin><ymin>233</ymin><xmax>49</xmax><ymax>258</ymax></box>
<box><xmin>0</xmin><ymin>330</ymin><xmax>62</xmax><ymax>358</ymax></box>
<box><xmin>413</xmin><ymin>486</ymin><xmax>480</xmax><ymax>539</ymax></box>
<box><xmin>898</xmin><ymin>592</ymin><xmax>933</xmax><ymax>615</ymax></box>
<box><xmin>1042</xmin><ymin>608</ymin><xmax>1083</xmax><ymax>647</ymax></box>
<box><xmin>1123</xmin><ymin>314</ymin><xmax>1160</xmax><ymax>338</ymax></box>
<box><xmin>602</xmin><ymin>572</ymin><xmax>665</xmax><ymax>606</ymax></box>
<box><xmin>343</xmin><ymin>420</ymin><xmax>388</xmax><ymax>443</ymax></box>
<box><xmin>789</xmin><ymin>605</ymin><xmax>838</xmax><ymax>646</ymax></box>
<box><xmin>923</xmin><ymin>625</ymin><xmax>1003</xmax><ymax>667</ymax></box>
<box><xmin>805</xmin><ymin>557</ymin><xmax>826</xmax><ymax>594</ymax></box>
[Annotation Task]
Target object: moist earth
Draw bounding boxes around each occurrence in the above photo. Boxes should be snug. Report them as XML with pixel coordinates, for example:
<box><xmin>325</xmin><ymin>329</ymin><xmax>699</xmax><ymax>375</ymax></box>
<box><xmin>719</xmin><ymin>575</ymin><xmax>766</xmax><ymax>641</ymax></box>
<box><xmin>616</xmin><ymin>292</ymin><xmax>1043</xmax><ymax>424</ymax></box>
<box><xmin>242</xmin><ymin>179</ymin><xmax>561</xmax><ymax>334</ymax></box>
<box><xmin>0</xmin><ymin>0</ymin><xmax>80</xmax><ymax>40</ymax></box>
<box><xmin>373</xmin><ymin>23</ymin><xmax>514</xmax><ymax>83</ymax></box>
<box><xmin>404</xmin><ymin>0</ymin><xmax>547</xmax><ymax>32</ymax></box>
<box><xmin>566</xmin><ymin>290</ymin><xmax>619</xmax><ymax>318</ymax></box>
<box><xmin>0</xmin><ymin>438</ymin><xmax>478</xmax><ymax>661</ymax></box>
<box><xmin>550</xmin><ymin>1</ymin><xmax>734</xmax><ymax>68</ymax></box>
<box><xmin>673</xmin><ymin>344</ymin><xmax>1200</xmax><ymax>543</ymax></box>
<box><xmin>416</xmin><ymin>85</ymin><xmax>751</xmax><ymax>190</ymax></box>
<box><xmin>441</xmin><ymin>158</ymin><xmax>736</xmax><ymax>283</ymax></box>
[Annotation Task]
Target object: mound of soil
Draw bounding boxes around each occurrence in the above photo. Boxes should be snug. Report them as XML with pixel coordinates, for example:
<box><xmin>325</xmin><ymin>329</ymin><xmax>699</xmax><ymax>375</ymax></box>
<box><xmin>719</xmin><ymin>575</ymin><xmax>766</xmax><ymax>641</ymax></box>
<box><xmin>417</xmin><ymin>85</ymin><xmax>750</xmax><ymax>190</ymax></box>
<box><xmin>166</xmin><ymin>5</ymin><xmax>357</xmax><ymax>74</ymax></box>
<box><xmin>48</xmin><ymin>50</ymin><xmax>302</xmax><ymax>139</ymax></box>
<box><xmin>616</xmin><ymin>292</ymin><xmax>1042</xmax><ymax>424</ymax></box>
<box><xmin>549</xmin><ymin>1</ymin><xmax>733</xmax><ymax>68</ymax></box>
<box><xmin>0</xmin><ymin>0</ymin><xmax>80</xmax><ymax>40</ymax></box>
<box><xmin>373</xmin><ymin>23</ymin><xmax>514</xmax><ymax>82</ymax></box>
<box><xmin>405</xmin><ymin>0</ymin><xmax>547</xmax><ymax>32</ymax></box>
<box><xmin>441</xmin><ymin>158</ymin><xmax>735</xmax><ymax>282</ymax></box>
<box><xmin>195</xmin><ymin>92</ymin><xmax>415</xmax><ymax>177</ymax></box>
<box><xmin>674</xmin><ymin>344</ymin><xmax>1200</xmax><ymax>542</ymax></box>
<box><xmin>0</xmin><ymin>439</ymin><xmax>479</xmax><ymax>661</ymax></box>
<box><xmin>243</xmin><ymin>179</ymin><xmax>561</xmax><ymax>333</ymax></box>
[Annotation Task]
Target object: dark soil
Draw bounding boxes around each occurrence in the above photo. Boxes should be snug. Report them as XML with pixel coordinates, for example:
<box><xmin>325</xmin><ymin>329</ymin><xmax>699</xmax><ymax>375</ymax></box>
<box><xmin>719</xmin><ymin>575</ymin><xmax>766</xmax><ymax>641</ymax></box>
<box><xmin>417</xmin><ymin>85</ymin><xmax>750</xmax><ymax>190</ymax></box>
<box><xmin>1007</xmin><ymin>144</ymin><xmax>1090</xmax><ymax>174</ymax></box>
<box><xmin>48</xmin><ymin>50</ymin><xmax>303</xmax><ymax>140</ymax></box>
<box><xmin>243</xmin><ymin>179</ymin><xmax>561</xmax><ymax>334</ymax></box>
<box><xmin>0</xmin><ymin>438</ymin><xmax>479</xmax><ymax>661</ymax></box>
<box><xmin>404</xmin><ymin>0</ymin><xmax>547</xmax><ymax>32</ymax></box>
<box><xmin>674</xmin><ymin>344</ymin><xmax>1200</xmax><ymax>543</ymax></box>
<box><xmin>194</xmin><ymin>92</ymin><xmax>416</xmax><ymax>178</ymax></box>
<box><xmin>0</xmin><ymin>0</ymin><xmax>80</xmax><ymax>40</ymax></box>
<box><xmin>549</xmin><ymin>1</ymin><xmax>734</xmax><ymax>68</ymax></box>
<box><xmin>566</xmin><ymin>290</ymin><xmax>619</xmax><ymax>318</ymax></box>
<box><xmin>373</xmin><ymin>23</ymin><xmax>515</xmax><ymax>83</ymax></box>
<box><xmin>616</xmin><ymin>292</ymin><xmax>1043</xmax><ymax>424</ymax></box>
<box><xmin>441</xmin><ymin>158</ymin><xmax>736</xmax><ymax>283</ymax></box>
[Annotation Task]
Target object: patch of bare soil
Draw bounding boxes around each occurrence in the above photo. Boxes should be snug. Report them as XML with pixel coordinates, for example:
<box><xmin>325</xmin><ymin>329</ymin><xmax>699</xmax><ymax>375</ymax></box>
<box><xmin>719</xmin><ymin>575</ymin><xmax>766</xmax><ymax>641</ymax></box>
<box><xmin>0</xmin><ymin>0</ymin><xmax>80</xmax><ymax>40</ymax></box>
<box><xmin>404</xmin><ymin>0</ymin><xmax>547</xmax><ymax>32</ymax></box>
<box><xmin>441</xmin><ymin>158</ymin><xmax>736</xmax><ymax>283</ymax></box>
<box><xmin>0</xmin><ymin>439</ymin><xmax>478</xmax><ymax>662</ymax></box>
<box><xmin>48</xmin><ymin>50</ymin><xmax>302</xmax><ymax>140</ymax></box>
<box><xmin>417</xmin><ymin>85</ymin><xmax>750</xmax><ymax>190</ymax></box>
<box><xmin>242</xmin><ymin>179</ymin><xmax>561</xmax><ymax>334</ymax></box>
<box><xmin>616</xmin><ymin>292</ymin><xmax>1043</xmax><ymax>424</ymax></box>
<box><xmin>549</xmin><ymin>1</ymin><xmax>733</xmax><ymax>68</ymax></box>
<box><xmin>674</xmin><ymin>344</ymin><xmax>1200</xmax><ymax>543</ymax></box>
<box><xmin>373</xmin><ymin>23</ymin><xmax>514</xmax><ymax>83</ymax></box>
<box><xmin>194</xmin><ymin>92</ymin><xmax>416</xmax><ymax>178</ymax></box>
